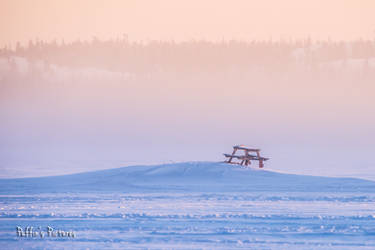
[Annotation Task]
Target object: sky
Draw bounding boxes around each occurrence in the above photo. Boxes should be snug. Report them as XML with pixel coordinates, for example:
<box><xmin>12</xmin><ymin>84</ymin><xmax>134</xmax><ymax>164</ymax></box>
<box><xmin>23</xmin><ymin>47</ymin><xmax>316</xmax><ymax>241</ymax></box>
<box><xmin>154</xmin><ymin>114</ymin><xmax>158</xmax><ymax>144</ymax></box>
<box><xmin>0</xmin><ymin>0</ymin><xmax>374</xmax><ymax>179</ymax></box>
<box><xmin>1</xmin><ymin>0</ymin><xmax>375</xmax><ymax>47</ymax></box>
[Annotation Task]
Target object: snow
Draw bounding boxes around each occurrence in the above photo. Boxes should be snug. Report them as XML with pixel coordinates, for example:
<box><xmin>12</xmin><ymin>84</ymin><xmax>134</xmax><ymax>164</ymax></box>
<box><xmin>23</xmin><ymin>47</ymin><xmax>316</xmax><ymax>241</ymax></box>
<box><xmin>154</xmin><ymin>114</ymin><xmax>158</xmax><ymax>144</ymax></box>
<box><xmin>0</xmin><ymin>162</ymin><xmax>375</xmax><ymax>249</ymax></box>
<box><xmin>1</xmin><ymin>162</ymin><xmax>375</xmax><ymax>194</ymax></box>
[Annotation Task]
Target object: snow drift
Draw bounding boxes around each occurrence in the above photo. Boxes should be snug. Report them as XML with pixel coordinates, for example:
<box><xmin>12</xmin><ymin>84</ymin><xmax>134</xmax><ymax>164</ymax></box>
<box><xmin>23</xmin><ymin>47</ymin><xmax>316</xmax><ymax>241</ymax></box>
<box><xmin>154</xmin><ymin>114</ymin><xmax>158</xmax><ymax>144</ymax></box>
<box><xmin>1</xmin><ymin>162</ymin><xmax>374</xmax><ymax>194</ymax></box>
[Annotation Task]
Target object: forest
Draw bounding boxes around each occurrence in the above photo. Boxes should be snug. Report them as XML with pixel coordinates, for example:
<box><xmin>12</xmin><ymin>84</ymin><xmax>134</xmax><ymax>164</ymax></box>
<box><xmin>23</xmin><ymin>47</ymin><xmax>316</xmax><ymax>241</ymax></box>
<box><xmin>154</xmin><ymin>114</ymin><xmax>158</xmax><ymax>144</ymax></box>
<box><xmin>1</xmin><ymin>37</ymin><xmax>374</xmax><ymax>74</ymax></box>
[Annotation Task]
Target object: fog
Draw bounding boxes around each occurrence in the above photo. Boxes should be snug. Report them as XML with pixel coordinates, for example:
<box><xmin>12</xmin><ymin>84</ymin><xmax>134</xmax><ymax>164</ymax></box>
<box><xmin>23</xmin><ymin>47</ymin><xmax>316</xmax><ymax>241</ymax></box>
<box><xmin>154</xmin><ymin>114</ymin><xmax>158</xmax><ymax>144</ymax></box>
<box><xmin>0</xmin><ymin>39</ymin><xmax>374</xmax><ymax>179</ymax></box>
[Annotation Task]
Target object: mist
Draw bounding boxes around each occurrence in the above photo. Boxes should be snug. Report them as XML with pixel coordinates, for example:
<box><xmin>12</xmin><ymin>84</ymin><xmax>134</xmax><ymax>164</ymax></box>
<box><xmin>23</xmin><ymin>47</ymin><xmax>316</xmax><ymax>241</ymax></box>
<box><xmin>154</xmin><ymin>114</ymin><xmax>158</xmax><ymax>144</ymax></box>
<box><xmin>0</xmin><ymin>39</ymin><xmax>374</xmax><ymax>178</ymax></box>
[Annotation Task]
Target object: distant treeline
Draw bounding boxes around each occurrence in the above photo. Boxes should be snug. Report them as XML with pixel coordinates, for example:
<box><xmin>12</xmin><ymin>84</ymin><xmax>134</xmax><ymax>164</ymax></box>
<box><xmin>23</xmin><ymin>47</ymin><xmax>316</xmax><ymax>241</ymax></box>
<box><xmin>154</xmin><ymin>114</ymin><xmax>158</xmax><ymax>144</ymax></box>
<box><xmin>1</xmin><ymin>38</ymin><xmax>374</xmax><ymax>73</ymax></box>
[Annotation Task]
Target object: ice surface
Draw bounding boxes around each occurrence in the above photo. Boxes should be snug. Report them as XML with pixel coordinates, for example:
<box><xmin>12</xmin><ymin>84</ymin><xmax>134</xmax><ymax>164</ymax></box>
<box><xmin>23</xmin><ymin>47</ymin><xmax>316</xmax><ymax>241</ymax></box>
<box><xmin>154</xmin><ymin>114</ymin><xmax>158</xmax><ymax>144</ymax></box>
<box><xmin>0</xmin><ymin>162</ymin><xmax>374</xmax><ymax>249</ymax></box>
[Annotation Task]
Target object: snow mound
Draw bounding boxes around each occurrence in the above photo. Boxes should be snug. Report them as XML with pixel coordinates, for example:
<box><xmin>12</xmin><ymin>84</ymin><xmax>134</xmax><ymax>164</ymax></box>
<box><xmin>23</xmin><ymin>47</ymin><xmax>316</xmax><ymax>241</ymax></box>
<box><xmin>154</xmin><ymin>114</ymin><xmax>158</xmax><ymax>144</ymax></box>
<box><xmin>1</xmin><ymin>162</ymin><xmax>374</xmax><ymax>193</ymax></box>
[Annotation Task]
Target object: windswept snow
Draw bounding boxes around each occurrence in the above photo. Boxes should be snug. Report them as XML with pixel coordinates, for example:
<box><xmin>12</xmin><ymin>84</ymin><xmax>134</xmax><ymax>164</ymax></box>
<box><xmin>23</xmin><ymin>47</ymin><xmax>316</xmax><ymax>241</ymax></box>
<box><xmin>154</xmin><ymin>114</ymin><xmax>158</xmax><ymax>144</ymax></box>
<box><xmin>1</xmin><ymin>162</ymin><xmax>375</xmax><ymax>194</ymax></box>
<box><xmin>0</xmin><ymin>162</ymin><xmax>374</xmax><ymax>249</ymax></box>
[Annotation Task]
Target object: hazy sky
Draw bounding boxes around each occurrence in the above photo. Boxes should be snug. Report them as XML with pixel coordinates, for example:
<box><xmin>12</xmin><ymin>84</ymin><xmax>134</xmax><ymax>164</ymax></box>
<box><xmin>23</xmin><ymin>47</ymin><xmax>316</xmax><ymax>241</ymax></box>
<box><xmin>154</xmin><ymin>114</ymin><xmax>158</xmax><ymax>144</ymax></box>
<box><xmin>1</xmin><ymin>0</ymin><xmax>375</xmax><ymax>47</ymax></box>
<box><xmin>0</xmin><ymin>0</ymin><xmax>375</xmax><ymax>179</ymax></box>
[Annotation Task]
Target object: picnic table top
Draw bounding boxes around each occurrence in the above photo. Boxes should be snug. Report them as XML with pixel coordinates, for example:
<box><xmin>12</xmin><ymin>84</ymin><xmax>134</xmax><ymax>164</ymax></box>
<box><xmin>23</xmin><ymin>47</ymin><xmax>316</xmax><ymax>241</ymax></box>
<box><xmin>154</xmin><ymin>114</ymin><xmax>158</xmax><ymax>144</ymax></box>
<box><xmin>233</xmin><ymin>145</ymin><xmax>260</xmax><ymax>151</ymax></box>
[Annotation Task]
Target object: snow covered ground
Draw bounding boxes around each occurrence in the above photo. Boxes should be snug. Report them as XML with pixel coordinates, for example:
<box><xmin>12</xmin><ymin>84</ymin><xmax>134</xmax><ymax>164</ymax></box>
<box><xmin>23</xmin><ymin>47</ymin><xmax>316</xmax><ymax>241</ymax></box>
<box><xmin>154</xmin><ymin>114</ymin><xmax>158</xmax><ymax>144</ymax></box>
<box><xmin>0</xmin><ymin>162</ymin><xmax>375</xmax><ymax>249</ymax></box>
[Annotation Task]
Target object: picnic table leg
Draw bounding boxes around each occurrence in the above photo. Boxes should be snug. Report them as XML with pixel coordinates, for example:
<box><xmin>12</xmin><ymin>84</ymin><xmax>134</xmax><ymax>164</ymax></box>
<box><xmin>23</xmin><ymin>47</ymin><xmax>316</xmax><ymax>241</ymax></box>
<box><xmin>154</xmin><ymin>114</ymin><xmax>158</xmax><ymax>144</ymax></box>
<box><xmin>228</xmin><ymin>148</ymin><xmax>237</xmax><ymax>163</ymax></box>
<box><xmin>259</xmin><ymin>159</ymin><xmax>264</xmax><ymax>168</ymax></box>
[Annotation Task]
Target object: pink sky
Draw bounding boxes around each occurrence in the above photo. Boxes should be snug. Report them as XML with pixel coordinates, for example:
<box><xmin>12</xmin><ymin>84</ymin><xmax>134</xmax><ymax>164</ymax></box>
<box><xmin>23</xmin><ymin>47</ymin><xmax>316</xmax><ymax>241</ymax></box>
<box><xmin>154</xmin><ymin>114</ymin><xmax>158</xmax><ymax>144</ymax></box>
<box><xmin>1</xmin><ymin>0</ymin><xmax>375</xmax><ymax>47</ymax></box>
<box><xmin>0</xmin><ymin>0</ymin><xmax>374</xmax><ymax>179</ymax></box>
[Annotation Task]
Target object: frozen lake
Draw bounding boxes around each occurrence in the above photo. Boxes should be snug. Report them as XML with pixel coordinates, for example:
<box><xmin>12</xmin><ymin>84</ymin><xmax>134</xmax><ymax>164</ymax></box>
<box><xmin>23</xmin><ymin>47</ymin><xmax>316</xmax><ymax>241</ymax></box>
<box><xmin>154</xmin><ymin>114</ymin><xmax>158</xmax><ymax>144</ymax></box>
<box><xmin>1</xmin><ymin>162</ymin><xmax>374</xmax><ymax>249</ymax></box>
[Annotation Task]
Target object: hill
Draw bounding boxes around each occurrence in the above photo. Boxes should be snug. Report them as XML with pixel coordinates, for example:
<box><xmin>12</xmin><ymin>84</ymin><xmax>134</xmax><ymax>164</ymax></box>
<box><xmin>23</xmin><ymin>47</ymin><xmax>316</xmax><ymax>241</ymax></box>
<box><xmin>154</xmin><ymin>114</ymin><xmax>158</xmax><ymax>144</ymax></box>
<box><xmin>1</xmin><ymin>162</ymin><xmax>374</xmax><ymax>194</ymax></box>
